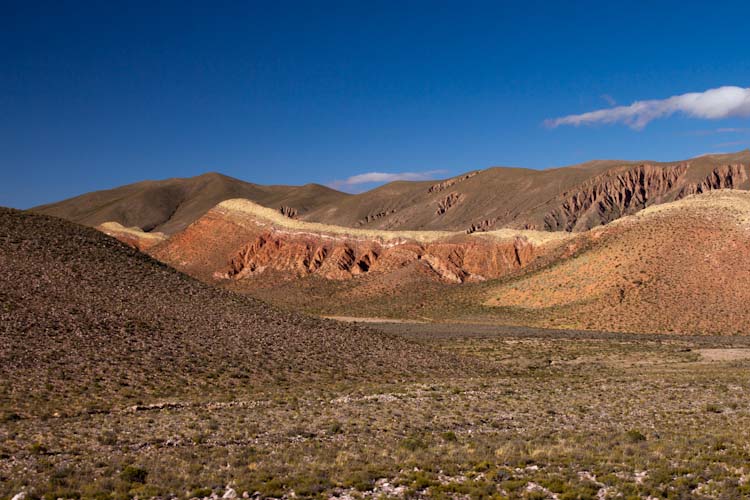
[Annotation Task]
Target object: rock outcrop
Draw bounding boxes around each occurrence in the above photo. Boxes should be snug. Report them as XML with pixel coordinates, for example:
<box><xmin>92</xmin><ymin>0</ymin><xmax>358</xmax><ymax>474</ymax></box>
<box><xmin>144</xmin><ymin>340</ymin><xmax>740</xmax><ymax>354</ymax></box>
<box><xmin>96</xmin><ymin>222</ymin><xmax>168</xmax><ymax>251</ymax></box>
<box><xmin>356</xmin><ymin>209</ymin><xmax>397</xmax><ymax>226</ymax></box>
<box><xmin>466</xmin><ymin>219</ymin><xmax>497</xmax><ymax>234</ymax></box>
<box><xmin>543</xmin><ymin>164</ymin><xmax>689</xmax><ymax>231</ymax></box>
<box><xmin>150</xmin><ymin>199</ymin><xmax>565</xmax><ymax>286</ymax></box>
<box><xmin>215</xmin><ymin>230</ymin><xmax>539</xmax><ymax>283</ymax></box>
<box><xmin>279</xmin><ymin>205</ymin><xmax>298</xmax><ymax>218</ymax></box>
<box><xmin>428</xmin><ymin>171</ymin><xmax>480</xmax><ymax>193</ymax></box>
<box><xmin>436</xmin><ymin>193</ymin><xmax>462</xmax><ymax>215</ymax></box>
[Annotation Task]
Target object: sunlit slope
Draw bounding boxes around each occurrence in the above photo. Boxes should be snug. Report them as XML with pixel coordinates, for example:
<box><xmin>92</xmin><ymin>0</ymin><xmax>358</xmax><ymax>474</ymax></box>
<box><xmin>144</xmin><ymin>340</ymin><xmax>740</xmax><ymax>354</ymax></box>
<box><xmin>486</xmin><ymin>190</ymin><xmax>750</xmax><ymax>334</ymax></box>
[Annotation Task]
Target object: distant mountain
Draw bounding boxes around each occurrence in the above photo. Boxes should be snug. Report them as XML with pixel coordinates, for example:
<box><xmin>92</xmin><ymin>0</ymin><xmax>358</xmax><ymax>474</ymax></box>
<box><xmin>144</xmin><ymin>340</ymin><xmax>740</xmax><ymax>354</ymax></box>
<box><xmin>33</xmin><ymin>150</ymin><xmax>750</xmax><ymax>235</ymax></box>
<box><xmin>32</xmin><ymin>172</ymin><xmax>349</xmax><ymax>235</ymax></box>
<box><xmin>146</xmin><ymin>188</ymin><xmax>750</xmax><ymax>335</ymax></box>
<box><xmin>298</xmin><ymin>150</ymin><xmax>750</xmax><ymax>232</ymax></box>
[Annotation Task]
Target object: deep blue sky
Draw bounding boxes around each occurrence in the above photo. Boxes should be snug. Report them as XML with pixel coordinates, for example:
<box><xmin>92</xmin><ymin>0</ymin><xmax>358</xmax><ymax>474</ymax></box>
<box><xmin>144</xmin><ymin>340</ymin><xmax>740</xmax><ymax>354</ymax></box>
<box><xmin>2</xmin><ymin>1</ymin><xmax>750</xmax><ymax>208</ymax></box>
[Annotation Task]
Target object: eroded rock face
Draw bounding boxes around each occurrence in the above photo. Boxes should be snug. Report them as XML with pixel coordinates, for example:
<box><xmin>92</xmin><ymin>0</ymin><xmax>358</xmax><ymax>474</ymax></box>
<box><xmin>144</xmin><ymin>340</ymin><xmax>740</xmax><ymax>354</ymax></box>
<box><xmin>541</xmin><ymin>163</ymin><xmax>750</xmax><ymax>232</ymax></box>
<box><xmin>678</xmin><ymin>164</ymin><xmax>748</xmax><ymax>197</ymax></box>
<box><xmin>436</xmin><ymin>192</ymin><xmax>462</xmax><ymax>215</ymax></box>
<box><xmin>428</xmin><ymin>171</ymin><xmax>480</xmax><ymax>193</ymax></box>
<box><xmin>215</xmin><ymin>231</ymin><xmax>538</xmax><ymax>283</ymax></box>
<box><xmin>543</xmin><ymin>164</ymin><xmax>689</xmax><ymax>231</ymax></box>
<box><xmin>279</xmin><ymin>206</ymin><xmax>298</xmax><ymax>218</ymax></box>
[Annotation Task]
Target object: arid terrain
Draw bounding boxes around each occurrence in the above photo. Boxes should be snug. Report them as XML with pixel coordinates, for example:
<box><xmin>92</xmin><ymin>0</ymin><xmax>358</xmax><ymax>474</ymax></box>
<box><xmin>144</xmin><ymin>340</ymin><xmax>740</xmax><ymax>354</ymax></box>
<box><xmin>31</xmin><ymin>150</ymin><xmax>750</xmax><ymax>337</ymax></box>
<box><xmin>6</xmin><ymin>151</ymin><xmax>750</xmax><ymax>499</ymax></box>
<box><xmin>129</xmin><ymin>183</ymin><xmax>750</xmax><ymax>336</ymax></box>
<box><xmin>34</xmin><ymin>151</ymin><xmax>750</xmax><ymax>235</ymax></box>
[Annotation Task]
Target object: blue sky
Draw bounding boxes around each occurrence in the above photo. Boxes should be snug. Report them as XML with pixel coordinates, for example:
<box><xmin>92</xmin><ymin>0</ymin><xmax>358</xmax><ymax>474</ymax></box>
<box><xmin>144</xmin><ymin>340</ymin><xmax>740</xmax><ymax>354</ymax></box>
<box><xmin>2</xmin><ymin>1</ymin><xmax>750</xmax><ymax>208</ymax></box>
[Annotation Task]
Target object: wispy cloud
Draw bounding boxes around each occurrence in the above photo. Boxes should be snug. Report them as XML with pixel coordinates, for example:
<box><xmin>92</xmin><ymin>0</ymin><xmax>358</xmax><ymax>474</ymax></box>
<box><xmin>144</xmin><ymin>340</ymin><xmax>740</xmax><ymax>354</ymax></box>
<box><xmin>600</xmin><ymin>94</ymin><xmax>617</xmax><ymax>106</ymax></box>
<box><xmin>713</xmin><ymin>140</ymin><xmax>748</xmax><ymax>148</ymax></box>
<box><xmin>546</xmin><ymin>86</ymin><xmax>750</xmax><ymax>130</ymax></box>
<box><xmin>328</xmin><ymin>170</ymin><xmax>448</xmax><ymax>191</ymax></box>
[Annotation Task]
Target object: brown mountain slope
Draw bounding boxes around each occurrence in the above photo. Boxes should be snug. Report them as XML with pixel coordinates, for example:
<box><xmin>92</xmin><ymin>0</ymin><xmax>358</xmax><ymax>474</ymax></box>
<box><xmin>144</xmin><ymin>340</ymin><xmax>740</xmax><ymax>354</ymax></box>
<box><xmin>0</xmin><ymin>208</ymin><xmax>469</xmax><ymax>418</ymax></box>
<box><xmin>299</xmin><ymin>150</ymin><xmax>750</xmax><ymax>232</ymax></box>
<box><xmin>33</xmin><ymin>150</ymin><xmax>750</xmax><ymax>237</ymax></box>
<box><xmin>483</xmin><ymin>190</ymin><xmax>750</xmax><ymax>334</ymax></box>
<box><xmin>148</xmin><ymin>190</ymin><xmax>750</xmax><ymax>336</ymax></box>
<box><xmin>32</xmin><ymin>172</ymin><xmax>349</xmax><ymax>235</ymax></box>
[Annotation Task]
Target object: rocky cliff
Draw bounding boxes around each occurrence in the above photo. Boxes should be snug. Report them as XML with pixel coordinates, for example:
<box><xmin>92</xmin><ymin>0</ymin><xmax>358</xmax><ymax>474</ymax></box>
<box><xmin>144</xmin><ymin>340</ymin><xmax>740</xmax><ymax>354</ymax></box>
<box><xmin>150</xmin><ymin>199</ymin><xmax>568</xmax><ymax>285</ymax></box>
<box><xmin>217</xmin><ymin>230</ymin><xmax>538</xmax><ymax>283</ymax></box>
<box><xmin>540</xmin><ymin>162</ymin><xmax>750</xmax><ymax>232</ymax></box>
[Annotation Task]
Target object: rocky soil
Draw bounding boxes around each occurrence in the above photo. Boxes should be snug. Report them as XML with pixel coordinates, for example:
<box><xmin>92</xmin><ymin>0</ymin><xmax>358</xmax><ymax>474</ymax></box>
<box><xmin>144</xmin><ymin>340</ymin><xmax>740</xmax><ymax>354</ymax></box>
<box><xmin>0</xmin><ymin>208</ymin><xmax>473</xmax><ymax>420</ymax></box>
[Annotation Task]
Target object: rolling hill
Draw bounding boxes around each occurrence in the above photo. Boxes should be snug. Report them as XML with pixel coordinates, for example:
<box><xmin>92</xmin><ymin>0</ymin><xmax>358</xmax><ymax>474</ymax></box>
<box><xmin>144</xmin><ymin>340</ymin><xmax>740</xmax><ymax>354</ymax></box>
<box><xmin>483</xmin><ymin>190</ymin><xmax>750</xmax><ymax>334</ymax></box>
<box><xmin>33</xmin><ymin>151</ymin><xmax>750</xmax><ymax>237</ymax></box>
<box><xmin>299</xmin><ymin>150</ymin><xmax>750</xmax><ymax>232</ymax></box>
<box><xmin>32</xmin><ymin>172</ymin><xmax>349</xmax><ymax>235</ymax></box>
<box><xmin>0</xmin><ymin>207</ymin><xmax>468</xmax><ymax>418</ymax></box>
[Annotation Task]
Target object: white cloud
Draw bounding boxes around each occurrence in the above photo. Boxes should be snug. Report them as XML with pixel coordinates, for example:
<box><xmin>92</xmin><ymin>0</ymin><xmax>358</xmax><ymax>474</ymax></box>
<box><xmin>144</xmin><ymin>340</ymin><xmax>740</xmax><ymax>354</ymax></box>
<box><xmin>329</xmin><ymin>170</ymin><xmax>447</xmax><ymax>190</ymax></box>
<box><xmin>547</xmin><ymin>86</ymin><xmax>750</xmax><ymax>130</ymax></box>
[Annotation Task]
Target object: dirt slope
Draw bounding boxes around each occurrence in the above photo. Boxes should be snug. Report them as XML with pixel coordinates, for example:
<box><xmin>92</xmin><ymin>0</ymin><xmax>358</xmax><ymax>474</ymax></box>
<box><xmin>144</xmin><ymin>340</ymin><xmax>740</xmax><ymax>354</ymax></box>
<box><xmin>33</xmin><ymin>151</ymin><xmax>750</xmax><ymax>237</ymax></box>
<box><xmin>0</xmin><ymin>208</ymin><xmax>468</xmax><ymax>417</ymax></box>
<box><xmin>300</xmin><ymin>151</ymin><xmax>750</xmax><ymax>232</ymax></box>
<box><xmin>484</xmin><ymin>190</ymin><xmax>750</xmax><ymax>334</ymax></box>
<box><xmin>32</xmin><ymin>172</ymin><xmax>348</xmax><ymax>234</ymax></box>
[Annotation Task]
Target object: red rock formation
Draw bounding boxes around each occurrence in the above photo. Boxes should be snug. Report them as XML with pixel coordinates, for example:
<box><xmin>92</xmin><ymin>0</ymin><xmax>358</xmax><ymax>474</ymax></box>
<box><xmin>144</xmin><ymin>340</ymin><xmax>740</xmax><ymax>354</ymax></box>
<box><xmin>279</xmin><ymin>206</ymin><xmax>298</xmax><ymax>218</ymax></box>
<box><xmin>148</xmin><ymin>199</ymin><xmax>570</xmax><ymax>289</ymax></box>
<box><xmin>214</xmin><ymin>230</ymin><xmax>540</xmax><ymax>284</ymax></box>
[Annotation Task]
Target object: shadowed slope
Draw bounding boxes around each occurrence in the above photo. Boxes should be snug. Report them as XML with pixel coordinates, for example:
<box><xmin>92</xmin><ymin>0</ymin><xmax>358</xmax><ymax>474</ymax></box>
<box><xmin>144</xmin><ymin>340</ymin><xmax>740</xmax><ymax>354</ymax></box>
<box><xmin>0</xmin><ymin>208</ymin><xmax>470</xmax><ymax>417</ymax></box>
<box><xmin>32</xmin><ymin>172</ymin><xmax>348</xmax><ymax>235</ymax></box>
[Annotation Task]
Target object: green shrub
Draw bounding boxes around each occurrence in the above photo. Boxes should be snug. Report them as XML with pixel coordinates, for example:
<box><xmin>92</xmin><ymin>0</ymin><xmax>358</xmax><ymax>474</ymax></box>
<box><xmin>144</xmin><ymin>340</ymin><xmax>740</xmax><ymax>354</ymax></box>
<box><xmin>441</xmin><ymin>431</ymin><xmax>458</xmax><ymax>442</ymax></box>
<box><xmin>625</xmin><ymin>430</ymin><xmax>647</xmax><ymax>443</ymax></box>
<box><xmin>401</xmin><ymin>435</ymin><xmax>427</xmax><ymax>451</ymax></box>
<box><xmin>120</xmin><ymin>465</ymin><xmax>148</xmax><ymax>484</ymax></box>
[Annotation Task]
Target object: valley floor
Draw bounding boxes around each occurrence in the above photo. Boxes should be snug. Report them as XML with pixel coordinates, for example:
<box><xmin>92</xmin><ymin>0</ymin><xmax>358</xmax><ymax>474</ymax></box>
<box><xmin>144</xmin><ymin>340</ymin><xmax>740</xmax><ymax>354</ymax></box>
<box><xmin>4</xmin><ymin>325</ymin><xmax>750</xmax><ymax>499</ymax></box>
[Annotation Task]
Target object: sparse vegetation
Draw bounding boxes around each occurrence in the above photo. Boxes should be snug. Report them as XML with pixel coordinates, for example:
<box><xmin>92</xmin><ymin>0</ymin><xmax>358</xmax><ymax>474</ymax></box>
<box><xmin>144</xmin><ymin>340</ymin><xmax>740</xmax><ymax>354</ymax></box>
<box><xmin>4</xmin><ymin>323</ymin><xmax>750</xmax><ymax>498</ymax></box>
<box><xmin>8</xmin><ymin>193</ymin><xmax>750</xmax><ymax>498</ymax></box>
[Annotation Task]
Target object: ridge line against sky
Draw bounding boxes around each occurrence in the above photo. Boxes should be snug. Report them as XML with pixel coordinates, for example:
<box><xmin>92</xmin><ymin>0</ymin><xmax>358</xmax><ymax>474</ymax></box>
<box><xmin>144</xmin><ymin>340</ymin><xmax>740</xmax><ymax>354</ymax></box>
<box><xmin>2</xmin><ymin>1</ymin><xmax>750</xmax><ymax>208</ymax></box>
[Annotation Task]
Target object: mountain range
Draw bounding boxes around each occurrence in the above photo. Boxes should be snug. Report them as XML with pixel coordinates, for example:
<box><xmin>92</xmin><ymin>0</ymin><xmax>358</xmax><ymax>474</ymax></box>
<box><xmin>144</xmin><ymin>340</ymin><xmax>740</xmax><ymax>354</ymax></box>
<box><xmin>34</xmin><ymin>150</ymin><xmax>750</xmax><ymax>235</ymax></box>
<box><xmin>25</xmin><ymin>149</ymin><xmax>750</xmax><ymax>335</ymax></box>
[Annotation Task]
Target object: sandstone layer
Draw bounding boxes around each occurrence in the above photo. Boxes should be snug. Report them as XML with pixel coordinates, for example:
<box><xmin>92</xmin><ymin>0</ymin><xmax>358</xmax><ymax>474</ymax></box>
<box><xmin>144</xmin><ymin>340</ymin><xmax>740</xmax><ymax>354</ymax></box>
<box><xmin>151</xmin><ymin>199</ymin><xmax>571</xmax><ymax>285</ymax></box>
<box><xmin>97</xmin><ymin>222</ymin><xmax>167</xmax><ymax>251</ymax></box>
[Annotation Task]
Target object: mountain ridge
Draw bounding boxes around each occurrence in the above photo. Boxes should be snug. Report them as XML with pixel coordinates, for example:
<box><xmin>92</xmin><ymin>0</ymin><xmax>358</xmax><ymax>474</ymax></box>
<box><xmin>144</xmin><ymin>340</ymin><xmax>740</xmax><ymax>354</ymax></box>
<box><xmin>32</xmin><ymin>150</ymin><xmax>750</xmax><ymax>236</ymax></box>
